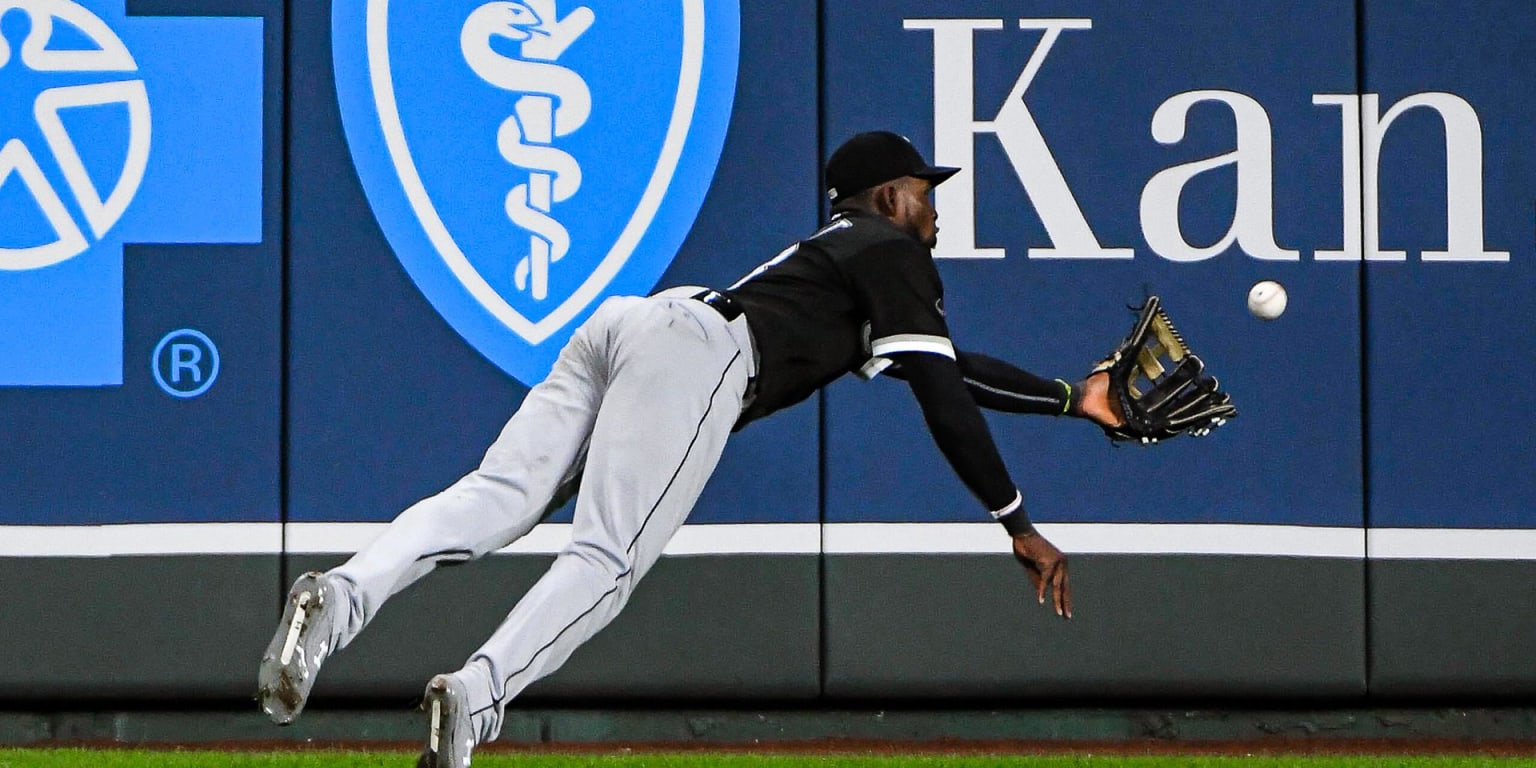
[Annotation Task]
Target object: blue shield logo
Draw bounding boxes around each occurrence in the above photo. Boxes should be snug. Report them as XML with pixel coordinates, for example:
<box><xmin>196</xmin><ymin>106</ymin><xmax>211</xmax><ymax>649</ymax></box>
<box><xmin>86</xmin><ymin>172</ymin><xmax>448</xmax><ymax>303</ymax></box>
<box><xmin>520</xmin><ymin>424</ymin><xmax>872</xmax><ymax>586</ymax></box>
<box><xmin>333</xmin><ymin>0</ymin><xmax>739</xmax><ymax>384</ymax></box>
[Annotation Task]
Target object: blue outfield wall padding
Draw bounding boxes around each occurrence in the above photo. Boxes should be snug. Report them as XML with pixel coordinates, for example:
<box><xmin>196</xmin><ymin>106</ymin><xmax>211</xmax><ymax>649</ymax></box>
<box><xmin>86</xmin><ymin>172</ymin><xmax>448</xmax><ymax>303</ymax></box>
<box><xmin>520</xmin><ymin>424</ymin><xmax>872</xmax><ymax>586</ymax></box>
<box><xmin>0</xmin><ymin>2</ymin><xmax>276</xmax><ymax>526</ymax></box>
<box><xmin>820</xmin><ymin>0</ymin><xmax>1367</xmax><ymax>697</ymax></box>
<box><xmin>1362</xmin><ymin>0</ymin><xmax>1536</xmax><ymax>696</ymax></box>
<box><xmin>822</xmin><ymin>0</ymin><xmax>1363</xmax><ymax>528</ymax></box>
<box><xmin>3</xmin><ymin>0</ymin><xmax>1536</xmax><ymax>708</ymax></box>
<box><xmin>283</xmin><ymin>0</ymin><xmax>820</xmax><ymax>698</ymax></box>
<box><xmin>288</xmin><ymin>0</ymin><xmax>817</xmax><ymax>529</ymax></box>
<box><xmin>1361</xmin><ymin>0</ymin><xmax>1536</xmax><ymax>529</ymax></box>
<box><xmin>0</xmin><ymin>0</ymin><xmax>284</xmax><ymax>698</ymax></box>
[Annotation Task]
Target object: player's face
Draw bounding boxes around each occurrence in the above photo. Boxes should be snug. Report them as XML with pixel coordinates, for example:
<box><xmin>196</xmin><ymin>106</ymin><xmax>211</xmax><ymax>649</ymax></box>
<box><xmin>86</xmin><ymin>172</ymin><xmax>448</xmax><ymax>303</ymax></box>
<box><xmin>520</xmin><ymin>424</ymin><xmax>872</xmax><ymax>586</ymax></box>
<box><xmin>894</xmin><ymin>177</ymin><xmax>940</xmax><ymax>248</ymax></box>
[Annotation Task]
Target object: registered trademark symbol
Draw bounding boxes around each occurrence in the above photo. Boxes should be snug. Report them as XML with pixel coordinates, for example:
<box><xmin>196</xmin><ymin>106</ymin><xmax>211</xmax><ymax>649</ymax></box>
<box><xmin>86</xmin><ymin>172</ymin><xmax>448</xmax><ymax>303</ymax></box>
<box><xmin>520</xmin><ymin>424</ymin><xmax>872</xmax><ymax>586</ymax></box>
<box><xmin>152</xmin><ymin>329</ymin><xmax>220</xmax><ymax>398</ymax></box>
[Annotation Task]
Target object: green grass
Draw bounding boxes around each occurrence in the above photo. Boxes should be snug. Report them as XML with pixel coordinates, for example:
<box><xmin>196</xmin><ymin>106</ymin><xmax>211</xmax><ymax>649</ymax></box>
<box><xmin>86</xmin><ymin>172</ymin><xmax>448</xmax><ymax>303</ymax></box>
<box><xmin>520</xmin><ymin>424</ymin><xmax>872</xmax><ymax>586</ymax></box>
<box><xmin>1</xmin><ymin>752</ymin><xmax>1532</xmax><ymax>768</ymax></box>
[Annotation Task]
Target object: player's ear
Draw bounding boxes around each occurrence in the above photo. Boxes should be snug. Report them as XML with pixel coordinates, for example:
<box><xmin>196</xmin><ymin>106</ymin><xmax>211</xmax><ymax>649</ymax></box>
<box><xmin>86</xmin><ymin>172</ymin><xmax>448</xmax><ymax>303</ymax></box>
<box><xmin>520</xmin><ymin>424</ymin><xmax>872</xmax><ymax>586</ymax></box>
<box><xmin>873</xmin><ymin>181</ymin><xmax>900</xmax><ymax>217</ymax></box>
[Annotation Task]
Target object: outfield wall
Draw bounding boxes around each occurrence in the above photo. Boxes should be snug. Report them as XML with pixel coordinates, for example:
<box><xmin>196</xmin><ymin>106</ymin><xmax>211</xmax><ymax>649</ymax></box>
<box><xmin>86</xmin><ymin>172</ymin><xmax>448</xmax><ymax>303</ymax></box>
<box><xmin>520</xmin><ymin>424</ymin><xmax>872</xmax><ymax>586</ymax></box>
<box><xmin>1</xmin><ymin>0</ymin><xmax>1533</xmax><ymax>704</ymax></box>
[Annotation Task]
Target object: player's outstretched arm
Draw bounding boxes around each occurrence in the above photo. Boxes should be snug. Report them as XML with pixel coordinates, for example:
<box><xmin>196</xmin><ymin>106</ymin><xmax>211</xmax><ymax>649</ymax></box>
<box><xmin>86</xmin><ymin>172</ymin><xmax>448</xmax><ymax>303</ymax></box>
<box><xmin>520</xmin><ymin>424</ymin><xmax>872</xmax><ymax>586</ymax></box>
<box><xmin>955</xmin><ymin>350</ymin><xmax>1075</xmax><ymax>415</ymax></box>
<box><xmin>885</xmin><ymin>350</ymin><xmax>1124</xmax><ymax>432</ymax></box>
<box><xmin>956</xmin><ymin>351</ymin><xmax>1123</xmax><ymax>431</ymax></box>
<box><xmin>888</xmin><ymin>351</ymin><xmax>1073</xmax><ymax>620</ymax></box>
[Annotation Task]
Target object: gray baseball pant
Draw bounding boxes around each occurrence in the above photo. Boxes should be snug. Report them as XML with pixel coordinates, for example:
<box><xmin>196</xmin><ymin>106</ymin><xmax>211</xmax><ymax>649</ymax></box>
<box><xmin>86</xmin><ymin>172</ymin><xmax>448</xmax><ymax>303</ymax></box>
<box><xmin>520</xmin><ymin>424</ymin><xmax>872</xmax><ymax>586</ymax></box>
<box><xmin>325</xmin><ymin>287</ymin><xmax>756</xmax><ymax>743</ymax></box>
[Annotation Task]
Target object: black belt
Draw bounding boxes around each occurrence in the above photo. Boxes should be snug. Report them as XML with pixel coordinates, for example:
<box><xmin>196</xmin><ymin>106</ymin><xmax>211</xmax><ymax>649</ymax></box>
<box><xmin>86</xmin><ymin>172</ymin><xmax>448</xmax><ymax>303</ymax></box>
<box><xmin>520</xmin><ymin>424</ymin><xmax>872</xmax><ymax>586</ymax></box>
<box><xmin>690</xmin><ymin>289</ymin><xmax>744</xmax><ymax>322</ymax></box>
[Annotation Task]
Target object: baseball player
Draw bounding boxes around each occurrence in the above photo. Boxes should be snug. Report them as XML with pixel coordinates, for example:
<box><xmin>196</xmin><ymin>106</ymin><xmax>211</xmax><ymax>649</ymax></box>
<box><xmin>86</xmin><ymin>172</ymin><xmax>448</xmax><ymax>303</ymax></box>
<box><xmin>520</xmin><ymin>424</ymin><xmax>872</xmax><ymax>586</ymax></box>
<box><xmin>258</xmin><ymin>131</ymin><xmax>1126</xmax><ymax>767</ymax></box>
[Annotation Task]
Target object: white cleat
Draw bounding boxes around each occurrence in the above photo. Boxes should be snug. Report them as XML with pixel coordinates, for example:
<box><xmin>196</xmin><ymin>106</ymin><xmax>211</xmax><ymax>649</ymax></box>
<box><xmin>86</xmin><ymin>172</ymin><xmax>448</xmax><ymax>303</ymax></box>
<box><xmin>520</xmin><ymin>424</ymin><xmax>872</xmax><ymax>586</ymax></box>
<box><xmin>417</xmin><ymin>673</ymin><xmax>475</xmax><ymax>768</ymax></box>
<box><xmin>256</xmin><ymin>572</ymin><xmax>340</xmax><ymax>724</ymax></box>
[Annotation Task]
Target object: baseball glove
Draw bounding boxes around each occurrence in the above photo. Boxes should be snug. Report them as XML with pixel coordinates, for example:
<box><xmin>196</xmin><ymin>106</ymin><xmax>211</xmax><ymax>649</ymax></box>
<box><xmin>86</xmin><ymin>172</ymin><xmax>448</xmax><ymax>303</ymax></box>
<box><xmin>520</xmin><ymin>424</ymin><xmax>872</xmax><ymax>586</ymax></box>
<box><xmin>1093</xmin><ymin>295</ymin><xmax>1236</xmax><ymax>444</ymax></box>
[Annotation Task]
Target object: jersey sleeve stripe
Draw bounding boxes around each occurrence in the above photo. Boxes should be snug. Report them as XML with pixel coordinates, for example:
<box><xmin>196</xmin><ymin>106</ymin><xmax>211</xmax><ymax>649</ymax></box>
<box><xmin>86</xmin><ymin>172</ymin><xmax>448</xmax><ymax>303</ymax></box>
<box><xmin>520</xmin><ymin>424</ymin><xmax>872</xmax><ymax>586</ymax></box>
<box><xmin>869</xmin><ymin>334</ymin><xmax>956</xmax><ymax>359</ymax></box>
<box><xmin>963</xmin><ymin>376</ymin><xmax>1066</xmax><ymax>407</ymax></box>
<box><xmin>855</xmin><ymin>357</ymin><xmax>894</xmax><ymax>380</ymax></box>
<box><xmin>989</xmin><ymin>490</ymin><xmax>1024</xmax><ymax>520</ymax></box>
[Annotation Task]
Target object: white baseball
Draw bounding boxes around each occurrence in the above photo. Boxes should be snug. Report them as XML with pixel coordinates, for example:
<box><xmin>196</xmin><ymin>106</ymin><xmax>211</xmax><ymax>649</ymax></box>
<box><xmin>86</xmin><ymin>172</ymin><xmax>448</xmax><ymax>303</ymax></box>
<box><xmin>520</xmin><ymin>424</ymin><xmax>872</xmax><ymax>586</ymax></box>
<box><xmin>1247</xmin><ymin>280</ymin><xmax>1288</xmax><ymax>320</ymax></box>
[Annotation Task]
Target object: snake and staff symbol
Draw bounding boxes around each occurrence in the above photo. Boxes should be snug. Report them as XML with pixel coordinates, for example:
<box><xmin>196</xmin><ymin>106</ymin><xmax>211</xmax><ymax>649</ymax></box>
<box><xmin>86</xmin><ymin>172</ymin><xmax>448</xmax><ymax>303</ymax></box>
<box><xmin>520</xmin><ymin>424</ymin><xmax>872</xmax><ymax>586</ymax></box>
<box><xmin>461</xmin><ymin>0</ymin><xmax>594</xmax><ymax>301</ymax></box>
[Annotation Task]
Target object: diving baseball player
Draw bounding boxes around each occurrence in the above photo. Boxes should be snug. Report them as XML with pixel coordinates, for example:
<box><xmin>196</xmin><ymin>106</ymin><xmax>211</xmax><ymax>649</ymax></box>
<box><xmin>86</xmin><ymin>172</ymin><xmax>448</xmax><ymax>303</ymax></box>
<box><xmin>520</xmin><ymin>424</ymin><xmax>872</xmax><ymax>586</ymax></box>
<box><xmin>258</xmin><ymin>131</ymin><xmax>1135</xmax><ymax>767</ymax></box>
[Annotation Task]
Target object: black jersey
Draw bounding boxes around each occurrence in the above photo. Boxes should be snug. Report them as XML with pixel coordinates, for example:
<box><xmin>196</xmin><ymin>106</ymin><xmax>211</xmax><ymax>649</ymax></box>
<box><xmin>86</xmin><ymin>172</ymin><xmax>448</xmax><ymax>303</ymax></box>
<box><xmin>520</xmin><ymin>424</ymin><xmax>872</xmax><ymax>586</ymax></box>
<box><xmin>728</xmin><ymin>209</ymin><xmax>955</xmax><ymax>426</ymax></box>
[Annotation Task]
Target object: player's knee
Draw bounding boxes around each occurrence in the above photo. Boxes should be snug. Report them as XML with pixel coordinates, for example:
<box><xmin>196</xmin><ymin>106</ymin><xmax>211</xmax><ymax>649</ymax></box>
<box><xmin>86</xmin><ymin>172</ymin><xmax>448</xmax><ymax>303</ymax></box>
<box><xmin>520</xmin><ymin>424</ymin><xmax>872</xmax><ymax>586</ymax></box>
<box><xmin>562</xmin><ymin>539</ymin><xmax>633</xmax><ymax>583</ymax></box>
<box><xmin>440</xmin><ymin>472</ymin><xmax>535</xmax><ymax>521</ymax></box>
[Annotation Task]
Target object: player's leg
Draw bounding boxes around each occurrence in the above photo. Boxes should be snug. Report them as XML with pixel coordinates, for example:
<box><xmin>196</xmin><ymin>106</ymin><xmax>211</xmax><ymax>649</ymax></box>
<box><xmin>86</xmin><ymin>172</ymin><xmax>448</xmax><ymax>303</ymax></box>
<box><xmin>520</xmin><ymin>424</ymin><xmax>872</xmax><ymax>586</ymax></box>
<box><xmin>421</xmin><ymin>297</ymin><xmax>751</xmax><ymax>752</ymax></box>
<box><xmin>258</xmin><ymin>306</ymin><xmax>610</xmax><ymax>724</ymax></box>
<box><xmin>327</xmin><ymin>344</ymin><xmax>603</xmax><ymax>644</ymax></box>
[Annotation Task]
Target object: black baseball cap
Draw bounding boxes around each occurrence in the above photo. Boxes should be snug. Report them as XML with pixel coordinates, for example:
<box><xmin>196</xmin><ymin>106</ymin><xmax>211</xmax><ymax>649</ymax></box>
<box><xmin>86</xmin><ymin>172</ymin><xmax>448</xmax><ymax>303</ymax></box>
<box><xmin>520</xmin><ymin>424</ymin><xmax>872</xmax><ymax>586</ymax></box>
<box><xmin>824</xmin><ymin>131</ymin><xmax>959</xmax><ymax>204</ymax></box>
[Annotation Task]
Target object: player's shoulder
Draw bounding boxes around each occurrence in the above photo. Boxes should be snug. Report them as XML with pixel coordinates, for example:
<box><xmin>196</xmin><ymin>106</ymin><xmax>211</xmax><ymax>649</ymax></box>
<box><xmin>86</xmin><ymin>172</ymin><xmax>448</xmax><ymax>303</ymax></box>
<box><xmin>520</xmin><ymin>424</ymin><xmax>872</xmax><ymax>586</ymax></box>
<box><xmin>811</xmin><ymin>211</ymin><xmax>927</xmax><ymax>260</ymax></box>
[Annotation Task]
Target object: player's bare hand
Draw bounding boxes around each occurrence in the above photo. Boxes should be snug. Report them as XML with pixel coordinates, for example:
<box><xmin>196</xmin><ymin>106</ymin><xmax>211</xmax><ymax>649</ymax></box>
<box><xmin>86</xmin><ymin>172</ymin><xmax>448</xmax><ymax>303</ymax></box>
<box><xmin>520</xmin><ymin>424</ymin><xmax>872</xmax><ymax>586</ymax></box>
<box><xmin>1012</xmin><ymin>532</ymin><xmax>1071</xmax><ymax>619</ymax></box>
<box><xmin>1072</xmin><ymin>371</ymin><xmax>1124</xmax><ymax>429</ymax></box>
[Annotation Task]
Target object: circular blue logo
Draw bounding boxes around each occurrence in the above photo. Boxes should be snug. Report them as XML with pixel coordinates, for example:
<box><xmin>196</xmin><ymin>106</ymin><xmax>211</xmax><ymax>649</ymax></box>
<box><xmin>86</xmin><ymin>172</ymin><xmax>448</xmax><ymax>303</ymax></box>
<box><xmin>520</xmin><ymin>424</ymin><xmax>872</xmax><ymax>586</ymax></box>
<box><xmin>0</xmin><ymin>0</ymin><xmax>151</xmax><ymax>271</ymax></box>
<box><xmin>332</xmin><ymin>0</ymin><xmax>740</xmax><ymax>385</ymax></box>
<box><xmin>152</xmin><ymin>329</ymin><xmax>220</xmax><ymax>398</ymax></box>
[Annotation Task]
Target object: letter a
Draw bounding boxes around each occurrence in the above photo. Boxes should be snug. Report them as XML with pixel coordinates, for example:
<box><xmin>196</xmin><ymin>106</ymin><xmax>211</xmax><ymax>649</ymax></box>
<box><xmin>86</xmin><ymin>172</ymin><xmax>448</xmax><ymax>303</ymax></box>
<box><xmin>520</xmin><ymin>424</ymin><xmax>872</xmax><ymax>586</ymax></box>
<box><xmin>1140</xmin><ymin>90</ymin><xmax>1297</xmax><ymax>262</ymax></box>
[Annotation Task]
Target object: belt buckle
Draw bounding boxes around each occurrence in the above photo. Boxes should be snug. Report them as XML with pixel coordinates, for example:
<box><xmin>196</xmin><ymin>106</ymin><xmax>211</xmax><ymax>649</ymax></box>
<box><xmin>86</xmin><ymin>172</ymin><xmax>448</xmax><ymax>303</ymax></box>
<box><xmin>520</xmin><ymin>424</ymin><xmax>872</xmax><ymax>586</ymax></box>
<box><xmin>694</xmin><ymin>289</ymin><xmax>740</xmax><ymax>322</ymax></box>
